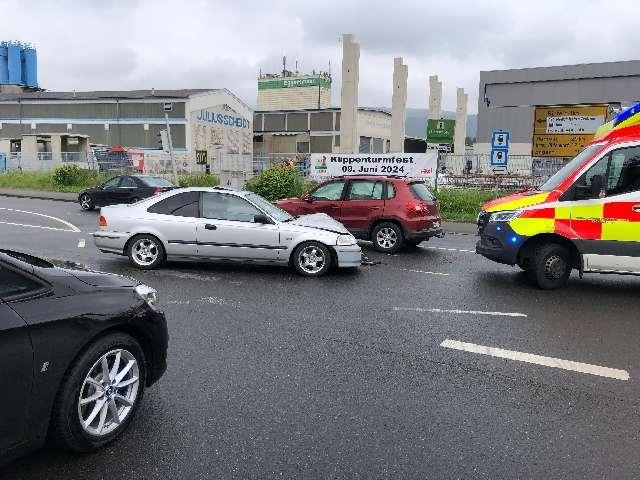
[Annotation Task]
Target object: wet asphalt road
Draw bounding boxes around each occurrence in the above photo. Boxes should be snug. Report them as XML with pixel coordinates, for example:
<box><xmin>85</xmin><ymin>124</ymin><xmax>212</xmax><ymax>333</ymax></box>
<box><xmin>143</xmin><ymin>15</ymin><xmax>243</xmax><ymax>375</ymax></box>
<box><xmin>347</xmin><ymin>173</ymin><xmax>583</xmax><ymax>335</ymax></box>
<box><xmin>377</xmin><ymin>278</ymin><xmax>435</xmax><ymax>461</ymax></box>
<box><xmin>1</xmin><ymin>196</ymin><xmax>640</xmax><ymax>479</ymax></box>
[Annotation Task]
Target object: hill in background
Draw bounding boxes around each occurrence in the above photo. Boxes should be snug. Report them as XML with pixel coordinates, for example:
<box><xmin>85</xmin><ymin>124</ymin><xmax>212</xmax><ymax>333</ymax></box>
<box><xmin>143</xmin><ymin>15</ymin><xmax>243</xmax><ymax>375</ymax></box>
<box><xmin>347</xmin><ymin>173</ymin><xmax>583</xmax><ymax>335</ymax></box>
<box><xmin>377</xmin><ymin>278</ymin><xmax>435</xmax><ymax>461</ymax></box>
<box><xmin>404</xmin><ymin>108</ymin><xmax>477</xmax><ymax>140</ymax></box>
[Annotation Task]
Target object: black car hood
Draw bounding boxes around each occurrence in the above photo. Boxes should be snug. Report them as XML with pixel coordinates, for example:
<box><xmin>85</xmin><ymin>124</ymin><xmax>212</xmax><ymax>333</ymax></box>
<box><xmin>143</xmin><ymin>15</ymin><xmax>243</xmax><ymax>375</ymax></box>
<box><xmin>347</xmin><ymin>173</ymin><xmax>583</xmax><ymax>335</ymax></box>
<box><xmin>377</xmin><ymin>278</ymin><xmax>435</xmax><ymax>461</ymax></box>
<box><xmin>47</xmin><ymin>260</ymin><xmax>138</xmax><ymax>288</ymax></box>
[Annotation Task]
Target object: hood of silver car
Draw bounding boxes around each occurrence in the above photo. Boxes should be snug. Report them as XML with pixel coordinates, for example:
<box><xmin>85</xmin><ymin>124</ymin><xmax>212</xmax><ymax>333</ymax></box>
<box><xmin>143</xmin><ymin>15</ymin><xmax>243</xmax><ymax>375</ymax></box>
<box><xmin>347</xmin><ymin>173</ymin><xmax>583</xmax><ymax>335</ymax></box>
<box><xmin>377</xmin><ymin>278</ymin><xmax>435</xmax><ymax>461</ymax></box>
<box><xmin>289</xmin><ymin>213</ymin><xmax>349</xmax><ymax>234</ymax></box>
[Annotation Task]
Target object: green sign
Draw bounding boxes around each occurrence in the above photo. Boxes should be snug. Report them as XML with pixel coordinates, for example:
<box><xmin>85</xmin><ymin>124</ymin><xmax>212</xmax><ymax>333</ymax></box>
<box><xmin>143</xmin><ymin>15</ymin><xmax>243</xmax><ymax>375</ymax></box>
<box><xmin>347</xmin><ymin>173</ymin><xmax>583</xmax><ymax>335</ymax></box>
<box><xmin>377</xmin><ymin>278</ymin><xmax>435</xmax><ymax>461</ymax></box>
<box><xmin>426</xmin><ymin>118</ymin><xmax>455</xmax><ymax>144</ymax></box>
<box><xmin>258</xmin><ymin>77</ymin><xmax>331</xmax><ymax>90</ymax></box>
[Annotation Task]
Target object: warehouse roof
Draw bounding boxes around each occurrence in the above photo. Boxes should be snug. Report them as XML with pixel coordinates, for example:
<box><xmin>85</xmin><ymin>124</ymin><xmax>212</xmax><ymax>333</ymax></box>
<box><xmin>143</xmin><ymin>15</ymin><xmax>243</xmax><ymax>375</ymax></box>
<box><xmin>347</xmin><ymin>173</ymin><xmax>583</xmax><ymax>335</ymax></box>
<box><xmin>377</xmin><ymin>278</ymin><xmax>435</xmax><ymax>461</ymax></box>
<box><xmin>0</xmin><ymin>88</ymin><xmax>219</xmax><ymax>101</ymax></box>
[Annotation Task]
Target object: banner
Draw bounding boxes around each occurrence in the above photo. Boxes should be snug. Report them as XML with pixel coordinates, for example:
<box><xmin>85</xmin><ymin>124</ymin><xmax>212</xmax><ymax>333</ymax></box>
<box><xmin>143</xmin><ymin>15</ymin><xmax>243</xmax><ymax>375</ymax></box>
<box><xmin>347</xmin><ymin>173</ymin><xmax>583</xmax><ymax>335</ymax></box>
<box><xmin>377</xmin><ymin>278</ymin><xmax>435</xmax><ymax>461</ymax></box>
<box><xmin>310</xmin><ymin>152</ymin><xmax>438</xmax><ymax>184</ymax></box>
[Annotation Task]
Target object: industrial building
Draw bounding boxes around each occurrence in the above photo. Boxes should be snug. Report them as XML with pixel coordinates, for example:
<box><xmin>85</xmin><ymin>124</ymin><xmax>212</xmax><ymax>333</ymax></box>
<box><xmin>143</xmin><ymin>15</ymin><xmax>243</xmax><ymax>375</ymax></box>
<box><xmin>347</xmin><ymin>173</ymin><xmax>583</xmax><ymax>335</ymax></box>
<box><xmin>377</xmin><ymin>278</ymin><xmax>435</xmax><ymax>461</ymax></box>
<box><xmin>476</xmin><ymin>60</ymin><xmax>640</xmax><ymax>157</ymax></box>
<box><xmin>253</xmin><ymin>107</ymin><xmax>393</xmax><ymax>155</ymax></box>
<box><xmin>257</xmin><ymin>70</ymin><xmax>332</xmax><ymax>111</ymax></box>
<box><xmin>0</xmin><ymin>88</ymin><xmax>253</xmax><ymax>173</ymax></box>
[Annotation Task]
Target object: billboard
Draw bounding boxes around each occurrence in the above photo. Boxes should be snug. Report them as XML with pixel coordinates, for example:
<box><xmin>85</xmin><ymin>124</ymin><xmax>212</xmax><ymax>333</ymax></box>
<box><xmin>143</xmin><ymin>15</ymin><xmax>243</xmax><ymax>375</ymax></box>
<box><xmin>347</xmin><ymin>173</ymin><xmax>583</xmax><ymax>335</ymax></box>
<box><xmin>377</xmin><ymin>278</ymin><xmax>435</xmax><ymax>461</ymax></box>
<box><xmin>309</xmin><ymin>152</ymin><xmax>438</xmax><ymax>185</ymax></box>
<box><xmin>426</xmin><ymin>119</ymin><xmax>455</xmax><ymax>145</ymax></box>
<box><xmin>532</xmin><ymin>106</ymin><xmax>607</xmax><ymax>157</ymax></box>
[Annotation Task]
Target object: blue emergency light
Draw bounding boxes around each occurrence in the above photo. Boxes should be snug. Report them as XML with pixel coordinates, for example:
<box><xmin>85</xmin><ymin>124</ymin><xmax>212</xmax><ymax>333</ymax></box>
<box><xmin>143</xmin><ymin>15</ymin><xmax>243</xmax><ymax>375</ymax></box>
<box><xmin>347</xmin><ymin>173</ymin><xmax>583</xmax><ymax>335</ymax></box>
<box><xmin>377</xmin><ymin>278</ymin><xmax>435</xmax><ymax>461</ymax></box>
<box><xmin>613</xmin><ymin>101</ymin><xmax>640</xmax><ymax>127</ymax></box>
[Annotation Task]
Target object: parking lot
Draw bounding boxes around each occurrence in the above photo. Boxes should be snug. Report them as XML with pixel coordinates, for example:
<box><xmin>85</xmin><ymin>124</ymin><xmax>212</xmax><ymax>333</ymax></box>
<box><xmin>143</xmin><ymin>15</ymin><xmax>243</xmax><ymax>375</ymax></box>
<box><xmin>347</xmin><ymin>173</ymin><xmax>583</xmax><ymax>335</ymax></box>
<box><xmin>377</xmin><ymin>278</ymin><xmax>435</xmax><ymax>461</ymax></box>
<box><xmin>1</xmin><ymin>194</ymin><xmax>639</xmax><ymax>479</ymax></box>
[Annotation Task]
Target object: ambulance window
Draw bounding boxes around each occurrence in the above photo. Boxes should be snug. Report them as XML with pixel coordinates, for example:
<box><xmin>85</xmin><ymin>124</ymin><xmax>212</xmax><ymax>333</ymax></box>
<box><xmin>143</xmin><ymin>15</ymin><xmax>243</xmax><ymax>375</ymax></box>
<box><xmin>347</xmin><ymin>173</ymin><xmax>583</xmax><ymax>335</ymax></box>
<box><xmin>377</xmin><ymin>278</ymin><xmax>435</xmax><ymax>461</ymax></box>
<box><xmin>570</xmin><ymin>156</ymin><xmax>609</xmax><ymax>201</ymax></box>
<box><xmin>539</xmin><ymin>144</ymin><xmax>603</xmax><ymax>192</ymax></box>
<box><xmin>606</xmin><ymin>147</ymin><xmax>640</xmax><ymax>196</ymax></box>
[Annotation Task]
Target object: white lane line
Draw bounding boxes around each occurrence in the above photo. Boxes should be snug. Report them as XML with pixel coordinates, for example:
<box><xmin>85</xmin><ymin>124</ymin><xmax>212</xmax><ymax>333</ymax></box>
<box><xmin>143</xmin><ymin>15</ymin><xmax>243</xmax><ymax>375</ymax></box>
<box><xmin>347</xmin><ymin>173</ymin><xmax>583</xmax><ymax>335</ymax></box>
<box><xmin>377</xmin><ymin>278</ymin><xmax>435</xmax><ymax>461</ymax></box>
<box><xmin>0</xmin><ymin>220</ymin><xmax>77</xmax><ymax>232</ymax></box>
<box><xmin>77</xmin><ymin>239</ymin><xmax>86</xmax><ymax>248</ymax></box>
<box><xmin>394</xmin><ymin>306</ymin><xmax>527</xmax><ymax>318</ymax></box>
<box><xmin>424</xmin><ymin>246</ymin><xmax>475</xmax><ymax>253</ymax></box>
<box><xmin>0</xmin><ymin>207</ymin><xmax>81</xmax><ymax>232</ymax></box>
<box><xmin>440</xmin><ymin>339</ymin><xmax>630</xmax><ymax>381</ymax></box>
<box><xmin>400</xmin><ymin>268</ymin><xmax>450</xmax><ymax>276</ymax></box>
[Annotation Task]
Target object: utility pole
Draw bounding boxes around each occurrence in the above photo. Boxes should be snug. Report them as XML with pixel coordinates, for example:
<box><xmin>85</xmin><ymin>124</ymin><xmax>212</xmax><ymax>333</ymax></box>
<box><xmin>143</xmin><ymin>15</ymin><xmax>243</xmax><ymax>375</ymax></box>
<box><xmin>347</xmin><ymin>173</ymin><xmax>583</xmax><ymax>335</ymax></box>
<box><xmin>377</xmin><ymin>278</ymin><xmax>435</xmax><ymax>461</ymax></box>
<box><xmin>163</xmin><ymin>102</ymin><xmax>178</xmax><ymax>184</ymax></box>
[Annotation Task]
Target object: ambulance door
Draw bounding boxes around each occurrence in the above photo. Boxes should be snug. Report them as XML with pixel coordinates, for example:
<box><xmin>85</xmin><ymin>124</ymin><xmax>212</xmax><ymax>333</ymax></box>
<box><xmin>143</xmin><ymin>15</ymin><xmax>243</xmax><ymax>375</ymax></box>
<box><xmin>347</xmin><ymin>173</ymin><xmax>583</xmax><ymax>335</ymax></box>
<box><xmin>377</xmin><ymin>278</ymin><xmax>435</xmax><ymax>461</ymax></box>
<box><xmin>562</xmin><ymin>145</ymin><xmax>640</xmax><ymax>273</ymax></box>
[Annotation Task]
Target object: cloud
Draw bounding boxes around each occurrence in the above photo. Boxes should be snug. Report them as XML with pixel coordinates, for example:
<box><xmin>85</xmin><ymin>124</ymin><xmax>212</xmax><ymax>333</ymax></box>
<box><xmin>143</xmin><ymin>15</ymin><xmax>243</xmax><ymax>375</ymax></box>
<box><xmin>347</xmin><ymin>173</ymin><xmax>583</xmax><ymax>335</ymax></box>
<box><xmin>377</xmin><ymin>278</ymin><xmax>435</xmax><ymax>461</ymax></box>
<box><xmin>1</xmin><ymin>0</ymin><xmax>638</xmax><ymax>113</ymax></box>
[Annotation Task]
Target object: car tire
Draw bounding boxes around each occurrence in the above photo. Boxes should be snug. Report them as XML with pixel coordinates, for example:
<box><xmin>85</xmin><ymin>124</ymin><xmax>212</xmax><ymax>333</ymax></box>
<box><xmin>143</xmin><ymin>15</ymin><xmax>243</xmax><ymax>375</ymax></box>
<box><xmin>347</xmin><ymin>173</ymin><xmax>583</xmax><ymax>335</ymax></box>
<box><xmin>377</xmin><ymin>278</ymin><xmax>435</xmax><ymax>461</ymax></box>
<box><xmin>127</xmin><ymin>234</ymin><xmax>165</xmax><ymax>270</ymax></box>
<box><xmin>292</xmin><ymin>241</ymin><xmax>332</xmax><ymax>277</ymax></box>
<box><xmin>79</xmin><ymin>193</ymin><xmax>94</xmax><ymax>211</ymax></box>
<box><xmin>50</xmin><ymin>333</ymin><xmax>146</xmax><ymax>452</ymax></box>
<box><xmin>372</xmin><ymin>222</ymin><xmax>404</xmax><ymax>253</ymax></box>
<box><xmin>528</xmin><ymin>243</ymin><xmax>572</xmax><ymax>290</ymax></box>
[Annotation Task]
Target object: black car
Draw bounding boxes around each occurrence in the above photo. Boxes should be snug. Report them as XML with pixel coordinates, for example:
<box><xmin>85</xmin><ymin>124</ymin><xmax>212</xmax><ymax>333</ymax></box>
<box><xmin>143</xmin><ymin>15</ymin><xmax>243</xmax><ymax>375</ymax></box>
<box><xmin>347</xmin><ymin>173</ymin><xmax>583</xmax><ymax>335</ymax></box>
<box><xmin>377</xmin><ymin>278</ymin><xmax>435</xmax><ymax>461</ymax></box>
<box><xmin>0</xmin><ymin>249</ymin><xmax>168</xmax><ymax>465</ymax></box>
<box><xmin>78</xmin><ymin>175</ymin><xmax>175</xmax><ymax>210</ymax></box>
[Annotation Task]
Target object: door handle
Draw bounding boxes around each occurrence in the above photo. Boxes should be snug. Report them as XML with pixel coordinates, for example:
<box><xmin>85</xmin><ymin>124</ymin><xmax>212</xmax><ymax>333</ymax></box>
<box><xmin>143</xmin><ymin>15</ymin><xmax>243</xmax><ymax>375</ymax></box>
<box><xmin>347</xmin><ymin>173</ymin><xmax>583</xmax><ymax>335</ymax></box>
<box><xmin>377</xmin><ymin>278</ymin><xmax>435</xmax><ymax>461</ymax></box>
<box><xmin>633</xmin><ymin>205</ymin><xmax>640</xmax><ymax>213</ymax></box>
<box><xmin>204</xmin><ymin>224</ymin><xmax>217</xmax><ymax>230</ymax></box>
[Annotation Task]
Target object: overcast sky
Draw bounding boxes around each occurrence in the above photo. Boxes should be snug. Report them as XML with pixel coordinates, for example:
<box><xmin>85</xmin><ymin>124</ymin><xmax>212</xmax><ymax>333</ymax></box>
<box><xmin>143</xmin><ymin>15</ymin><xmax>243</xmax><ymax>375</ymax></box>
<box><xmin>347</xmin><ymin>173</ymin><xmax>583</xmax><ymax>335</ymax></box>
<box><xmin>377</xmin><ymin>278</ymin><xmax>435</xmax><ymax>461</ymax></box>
<box><xmin>2</xmin><ymin>0</ymin><xmax>640</xmax><ymax>113</ymax></box>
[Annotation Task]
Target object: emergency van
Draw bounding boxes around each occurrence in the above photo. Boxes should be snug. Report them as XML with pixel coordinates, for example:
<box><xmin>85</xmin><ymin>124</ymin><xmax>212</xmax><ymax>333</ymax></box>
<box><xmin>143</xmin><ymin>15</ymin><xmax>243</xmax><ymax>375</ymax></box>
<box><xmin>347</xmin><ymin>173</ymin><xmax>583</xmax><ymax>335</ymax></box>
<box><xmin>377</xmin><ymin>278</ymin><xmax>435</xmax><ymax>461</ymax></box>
<box><xmin>476</xmin><ymin>105</ymin><xmax>640</xmax><ymax>289</ymax></box>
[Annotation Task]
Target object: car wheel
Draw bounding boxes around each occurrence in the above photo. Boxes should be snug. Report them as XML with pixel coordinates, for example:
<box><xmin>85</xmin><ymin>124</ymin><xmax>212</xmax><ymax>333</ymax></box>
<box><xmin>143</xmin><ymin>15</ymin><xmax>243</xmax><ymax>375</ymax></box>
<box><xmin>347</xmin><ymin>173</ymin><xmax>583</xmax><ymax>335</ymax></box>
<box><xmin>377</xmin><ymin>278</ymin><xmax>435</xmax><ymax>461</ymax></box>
<box><xmin>293</xmin><ymin>241</ymin><xmax>332</xmax><ymax>277</ymax></box>
<box><xmin>528</xmin><ymin>243</ymin><xmax>571</xmax><ymax>289</ymax></box>
<box><xmin>79</xmin><ymin>193</ymin><xmax>94</xmax><ymax>211</ymax></box>
<box><xmin>50</xmin><ymin>333</ymin><xmax>146</xmax><ymax>452</ymax></box>
<box><xmin>372</xmin><ymin>222</ymin><xmax>404</xmax><ymax>253</ymax></box>
<box><xmin>127</xmin><ymin>234</ymin><xmax>165</xmax><ymax>270</ymax></box>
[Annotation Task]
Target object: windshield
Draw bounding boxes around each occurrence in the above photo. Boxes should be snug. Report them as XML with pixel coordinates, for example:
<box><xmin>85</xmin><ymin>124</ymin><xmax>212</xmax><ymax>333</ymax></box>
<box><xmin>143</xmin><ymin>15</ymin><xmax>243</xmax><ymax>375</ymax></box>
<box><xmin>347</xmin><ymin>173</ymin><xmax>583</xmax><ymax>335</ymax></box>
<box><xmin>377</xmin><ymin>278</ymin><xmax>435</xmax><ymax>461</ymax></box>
<box><xmin>538</xmin><ymin>143</ymin><xmax>604</xmax><ymax>192</ymax></box>
<box><xmin>141</xmin><ymin>176</ymin><xmax>174</xmax><ymax>187</ymax></box>
<box><xmin>245</xmin><ymin>192</ymin><xmax>294</xmax><ymax>222</ymax></box>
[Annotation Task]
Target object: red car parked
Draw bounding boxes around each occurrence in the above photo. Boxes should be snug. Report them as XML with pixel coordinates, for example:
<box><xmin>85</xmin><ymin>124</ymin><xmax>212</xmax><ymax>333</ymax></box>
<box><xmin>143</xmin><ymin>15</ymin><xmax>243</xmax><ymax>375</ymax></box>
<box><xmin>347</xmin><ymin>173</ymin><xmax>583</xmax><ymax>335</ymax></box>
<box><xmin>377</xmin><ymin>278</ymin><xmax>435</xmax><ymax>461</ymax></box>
<box><xmin>276</xmin><ymin>176</ymin><xmax>444</xmax><ymax>253</ymax></box>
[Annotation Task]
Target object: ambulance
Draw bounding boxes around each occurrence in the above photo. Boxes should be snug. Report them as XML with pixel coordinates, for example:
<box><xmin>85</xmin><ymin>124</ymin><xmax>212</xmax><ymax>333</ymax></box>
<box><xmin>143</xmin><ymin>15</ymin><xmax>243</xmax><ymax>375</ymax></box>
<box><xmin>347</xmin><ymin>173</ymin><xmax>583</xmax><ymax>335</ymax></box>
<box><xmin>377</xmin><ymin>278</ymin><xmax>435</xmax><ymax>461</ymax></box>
<box><xmin>476</xmin><ymin>103</ymin><xmax>640</xmax><ymax>289</ymax></box>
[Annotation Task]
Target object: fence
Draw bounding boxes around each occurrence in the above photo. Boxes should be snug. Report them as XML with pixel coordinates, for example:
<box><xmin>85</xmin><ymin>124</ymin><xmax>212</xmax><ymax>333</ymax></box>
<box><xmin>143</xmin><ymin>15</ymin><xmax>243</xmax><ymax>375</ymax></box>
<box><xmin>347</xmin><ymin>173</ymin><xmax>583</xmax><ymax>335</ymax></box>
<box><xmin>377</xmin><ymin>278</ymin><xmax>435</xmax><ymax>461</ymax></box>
<box><xmin>438</xmin><ymin>154</ymin><xmax>568</xmax><ymax>189</ymax></box>
<box><xmin>0</xmin><ymin>148</ymin><xmax>570</xmax><ymax>191</ymax></box>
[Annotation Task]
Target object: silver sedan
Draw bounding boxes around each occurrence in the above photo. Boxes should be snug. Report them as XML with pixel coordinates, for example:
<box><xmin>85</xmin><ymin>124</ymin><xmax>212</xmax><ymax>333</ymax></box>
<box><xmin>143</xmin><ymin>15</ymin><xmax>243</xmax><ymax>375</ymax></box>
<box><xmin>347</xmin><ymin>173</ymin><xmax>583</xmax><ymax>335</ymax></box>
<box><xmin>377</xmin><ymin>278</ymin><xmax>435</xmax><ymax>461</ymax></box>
<box><xmin>93</xmin><ymin>187</ymin><xmax>361</xmax><ymax>276</ymax></box>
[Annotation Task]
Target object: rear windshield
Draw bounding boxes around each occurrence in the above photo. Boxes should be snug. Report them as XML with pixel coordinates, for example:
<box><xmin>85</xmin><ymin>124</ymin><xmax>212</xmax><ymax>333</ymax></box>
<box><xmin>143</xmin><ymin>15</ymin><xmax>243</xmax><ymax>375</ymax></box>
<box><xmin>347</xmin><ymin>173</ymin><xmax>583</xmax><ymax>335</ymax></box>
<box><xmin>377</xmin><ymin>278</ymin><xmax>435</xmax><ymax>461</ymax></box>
<box><xmin>0</xmin><ymin>249</ymin><xmax>54</xmax><ymax>268</ymax></box>
<box><xmin>409</xmin><ymin>182</ymin><xmax>435</xmax><ymax>201</ymax></box>
<box><xmin>140</xmin><ymin>176</ymin><xmax>174</xmax><ymax>187</ymax></box>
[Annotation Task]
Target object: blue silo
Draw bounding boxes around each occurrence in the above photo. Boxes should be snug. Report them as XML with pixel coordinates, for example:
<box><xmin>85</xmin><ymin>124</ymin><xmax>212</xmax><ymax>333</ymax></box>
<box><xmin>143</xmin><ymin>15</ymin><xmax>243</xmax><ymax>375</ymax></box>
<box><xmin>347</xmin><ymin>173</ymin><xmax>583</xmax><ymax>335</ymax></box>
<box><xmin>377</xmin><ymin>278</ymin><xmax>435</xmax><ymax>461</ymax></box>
<box><xmin>7</xmin><ymin>43</ymin><xmax>22</xmax><ymax>85</ymax></box>
<box><xmin>23</xmin><ymin>47</ymin><xmax>37</xmax><ymax>87</ymax></box>
<box><xmin>0</xmin><ymin>44</ymin><xmax>8</xmax><ymax>84</ymax></box>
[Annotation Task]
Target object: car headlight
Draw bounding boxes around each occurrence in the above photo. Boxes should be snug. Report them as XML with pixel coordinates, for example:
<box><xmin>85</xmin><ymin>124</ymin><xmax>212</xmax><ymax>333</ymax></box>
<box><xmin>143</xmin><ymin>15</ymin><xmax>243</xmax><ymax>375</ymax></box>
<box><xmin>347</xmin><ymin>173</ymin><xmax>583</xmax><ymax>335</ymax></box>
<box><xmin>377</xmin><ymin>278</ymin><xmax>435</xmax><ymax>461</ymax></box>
<box><xmin>135</xmin><ymin>284</ymin><xmax>158</xmax><ymax>307</ymax></box>
<box><xmin>489</xmin><ymin>210</ymin><xmax>522</xmax><ymax>222</ymax></box>
<box><xmin>336</xmin><ymin>234</ymin><xmax>357</xmax><ymax>246</ymax></box>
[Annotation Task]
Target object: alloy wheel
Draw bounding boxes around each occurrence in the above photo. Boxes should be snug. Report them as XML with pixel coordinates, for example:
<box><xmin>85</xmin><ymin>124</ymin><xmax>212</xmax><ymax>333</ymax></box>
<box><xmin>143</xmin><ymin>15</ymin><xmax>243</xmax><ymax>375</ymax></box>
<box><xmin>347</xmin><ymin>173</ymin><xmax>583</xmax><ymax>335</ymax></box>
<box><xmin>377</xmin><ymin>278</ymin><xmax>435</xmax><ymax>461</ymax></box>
<box><xmin>298</xmin><ymin>246</ymin><xmax>326</xmax><ymax>274</ymax></box>
<box><xmin>80</xmin><ymin>195</ymin><xmax>92</xmax><ymax>210</ymax></box>
<box><xmin>132</xmin><ymin>238</ymin><xmax>159</xmax><ymax>266</ymax></box>
<box><xmin>77</xmin><ymin>349</ymin><xmax>140</xmax><ymax>437</ymax></box>
<box><xmin>376</xmin><ymin>227</ymin><xmax>398</xmax><ymax>249</ymax></box>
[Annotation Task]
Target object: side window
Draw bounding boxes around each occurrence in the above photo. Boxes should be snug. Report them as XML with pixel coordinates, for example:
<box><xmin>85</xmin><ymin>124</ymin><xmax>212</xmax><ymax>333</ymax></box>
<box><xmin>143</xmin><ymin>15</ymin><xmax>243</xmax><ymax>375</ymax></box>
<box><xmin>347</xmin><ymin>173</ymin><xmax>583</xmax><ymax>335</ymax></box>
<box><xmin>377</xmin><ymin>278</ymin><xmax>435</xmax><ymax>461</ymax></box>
<box><xmin>569</xmin><ymin>147</ymin><xmax>640</xmax><ymax>200</ymax></box>
<box><xmin>202</xmin><ymin>193</ymin><xmax>262</xmax><ymax>222</ymax></box>
<box><xmin>103</xmin><ymin>177</ymin><xmax>121</xmax><ymax>189</ymax></box>
<box><xmin>347</xmin><ymin>181</ymin><xmax>383</xmax><ymax>200</ymax></box>
<box><xmin>119</xmin><ymin>177</ymin><xmax>137</xmax><ymax>188</ymax></box>
<box><xmin>0</xmin><ymin>266</ymin><xmax>43</xmax><ymax>299</ymax></box>
<box><xmin>606</xmin><ymin>147</ymin><xmax>640</xmax><ymax>196</ymax></box>
<box><xmin>147</xmin><ymin>192</ymin><xmax>200</xmax><ymax>217</ymax></box>
<box><xmin>311</xmin><ymin>181</ymin><xmax>346</xmax><ymax>201</ymax></box>
<box><xmin>386</xmin><ymin>183</ymin><xmax>396</xmax><ymax>199</ymax></box>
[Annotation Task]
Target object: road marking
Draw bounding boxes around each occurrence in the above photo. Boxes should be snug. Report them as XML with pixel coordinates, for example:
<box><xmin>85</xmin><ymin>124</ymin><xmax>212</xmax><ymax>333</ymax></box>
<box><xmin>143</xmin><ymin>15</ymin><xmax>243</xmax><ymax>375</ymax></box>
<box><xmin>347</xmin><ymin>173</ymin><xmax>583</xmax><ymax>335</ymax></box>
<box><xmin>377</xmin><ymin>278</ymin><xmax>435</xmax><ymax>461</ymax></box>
<box><xmin>424</xmin><ymin>246</ymin><xmax>475</xmax><ymax>253</ymax></box>
<box><xmin>77</xmin><ymin>239</ymin><xmax>86</xmax><ymax>248</ymax></box>
<box><xmin>394</xmin><ymin>306</ymin><xmax>527</xmax><ymax>318</ymax></box>
<box><xmin>0</xmin><ymin>220</ymin><xmax>78</xmax><ymax>232</ymax></box>
<box><xmin>440</xmin><ymin>339</ymin><xmax>630</xmax><ymax>381</ymax></box>
<box><xmin>0</xmin><ymin>207</ymin><xmax>81</xmax><ymax>232</ymax></box>
<box><xmin>400</xmin><ymin>268</ymin><xmax>450</xmax><ymax>276</ymax></box>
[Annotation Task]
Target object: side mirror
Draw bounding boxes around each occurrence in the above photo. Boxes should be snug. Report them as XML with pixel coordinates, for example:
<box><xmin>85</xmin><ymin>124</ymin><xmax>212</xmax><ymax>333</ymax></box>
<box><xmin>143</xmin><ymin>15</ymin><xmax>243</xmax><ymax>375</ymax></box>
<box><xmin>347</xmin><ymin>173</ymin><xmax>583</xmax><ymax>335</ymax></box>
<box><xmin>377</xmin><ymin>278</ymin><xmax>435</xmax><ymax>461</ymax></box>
<box><xmin>303</xmin><ymin>195</ymin><xmax>313</xmax><ymax>203</ymax></box>
<box><xmin>253</xmin><ymin>214</ymin><xmax>272</xmax><ymax>224</ymax></box>
<box><xmin>590</xmin><ymin>174</ymin><xmax>605</xmax><ymax>198</ymax></box>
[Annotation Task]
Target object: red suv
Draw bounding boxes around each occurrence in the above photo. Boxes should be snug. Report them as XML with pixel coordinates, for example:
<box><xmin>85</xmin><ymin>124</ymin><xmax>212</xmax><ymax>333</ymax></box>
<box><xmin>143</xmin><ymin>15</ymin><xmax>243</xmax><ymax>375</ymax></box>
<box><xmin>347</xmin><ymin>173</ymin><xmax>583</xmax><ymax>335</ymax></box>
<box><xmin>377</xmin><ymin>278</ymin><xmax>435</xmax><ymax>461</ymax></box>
<box><xmin>276</xmin><ymin>176</ymin><xmax>444</xmax><ymax>253</ymax></box>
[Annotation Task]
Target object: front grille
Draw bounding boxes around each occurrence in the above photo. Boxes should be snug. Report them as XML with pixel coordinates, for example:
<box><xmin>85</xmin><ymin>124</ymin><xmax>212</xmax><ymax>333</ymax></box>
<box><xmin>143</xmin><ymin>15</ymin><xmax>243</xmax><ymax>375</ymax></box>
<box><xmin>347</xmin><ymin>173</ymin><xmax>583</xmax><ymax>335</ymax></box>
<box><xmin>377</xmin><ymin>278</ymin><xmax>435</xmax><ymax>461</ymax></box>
<box><xmin>477</xmin><ymin>211</ymin><xmax>490</xmax><ymax>235</ymax></box>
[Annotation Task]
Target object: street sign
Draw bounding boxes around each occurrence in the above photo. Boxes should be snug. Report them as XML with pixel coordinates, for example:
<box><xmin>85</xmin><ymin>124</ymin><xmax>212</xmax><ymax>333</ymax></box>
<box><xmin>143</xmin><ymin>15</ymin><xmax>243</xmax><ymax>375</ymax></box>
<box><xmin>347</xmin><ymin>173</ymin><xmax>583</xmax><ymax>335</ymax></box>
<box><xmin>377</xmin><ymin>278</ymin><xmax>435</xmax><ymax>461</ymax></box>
<box><xmin>426</xmin><ymin>119</ymin><xmax>455</xmax><ymax>145</ymax></box>
<box><xmin>491</xmin><ymin>131</ymin><xmax>510</xmax><ymax>149</ymax></box>
<box><xmin>163</xmin><ymin>102</ymin><xmax>173</xmax><ymax>112</ymax></box>
<box><xmin>196</xmin><ymin>150</ymin><xmax>208</xmax><ymax>165</ymax></box>
<box><xmin>490</xmin><ymin>149</ymin><xmax>508</xmax><ymax>167</ymax></box>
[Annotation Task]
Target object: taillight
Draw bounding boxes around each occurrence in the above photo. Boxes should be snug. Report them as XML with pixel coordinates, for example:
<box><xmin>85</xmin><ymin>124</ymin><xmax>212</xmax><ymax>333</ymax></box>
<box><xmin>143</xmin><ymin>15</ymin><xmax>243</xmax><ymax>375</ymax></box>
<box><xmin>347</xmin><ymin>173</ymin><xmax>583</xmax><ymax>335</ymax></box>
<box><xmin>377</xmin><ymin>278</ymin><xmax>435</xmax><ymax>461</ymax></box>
<box><xmin>98</xmin><ymin>215</ymin><xmax>108</xmax><ymax>227</ymax></box>
<box><xmin>406</xmin><ymin>201</ymin><xmax>428</xmax><ymax>214</ymax></box>
<box><xmin>153</xmin><ymin>187</ymin><xmax>162</xmax><ymax>195</ymax></box>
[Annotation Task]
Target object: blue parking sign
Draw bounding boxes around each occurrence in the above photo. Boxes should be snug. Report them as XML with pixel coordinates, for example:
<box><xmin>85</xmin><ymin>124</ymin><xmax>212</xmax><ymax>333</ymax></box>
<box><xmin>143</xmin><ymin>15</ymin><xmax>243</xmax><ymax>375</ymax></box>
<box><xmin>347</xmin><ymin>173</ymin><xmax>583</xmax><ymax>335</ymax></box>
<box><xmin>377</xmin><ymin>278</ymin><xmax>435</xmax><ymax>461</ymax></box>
<box><xmin>490</xmin><ymin>148</ymin><xmax>508</xmax><ymax>166</ymax></box>
<box><xmin>491</xmin><ymin>131</ymin><xmax>510</xmax><ymax>149</ymax></box>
